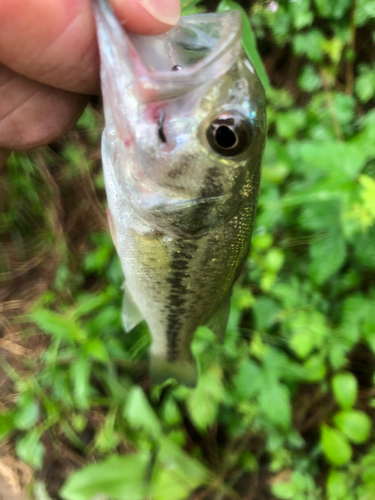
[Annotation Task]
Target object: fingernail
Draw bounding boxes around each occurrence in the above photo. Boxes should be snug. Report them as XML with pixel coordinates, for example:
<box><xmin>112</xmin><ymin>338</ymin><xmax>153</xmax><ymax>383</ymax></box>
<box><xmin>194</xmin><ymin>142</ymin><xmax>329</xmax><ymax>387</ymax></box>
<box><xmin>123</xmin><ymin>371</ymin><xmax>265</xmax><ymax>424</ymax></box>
<box><xmin>136</xmin><ymin>0</ymin><xmax>180</xmax><ymax>26</ymax></box>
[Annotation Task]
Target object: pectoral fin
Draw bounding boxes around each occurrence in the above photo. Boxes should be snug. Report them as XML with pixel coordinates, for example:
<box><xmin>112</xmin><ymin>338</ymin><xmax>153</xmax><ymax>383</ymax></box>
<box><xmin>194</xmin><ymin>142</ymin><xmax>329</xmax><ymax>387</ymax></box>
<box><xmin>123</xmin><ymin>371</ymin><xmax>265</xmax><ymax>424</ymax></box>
<box><xmin>122</xmin><ymin>283</ymin><xmax>143</xmax><ymax>332</ymax></box>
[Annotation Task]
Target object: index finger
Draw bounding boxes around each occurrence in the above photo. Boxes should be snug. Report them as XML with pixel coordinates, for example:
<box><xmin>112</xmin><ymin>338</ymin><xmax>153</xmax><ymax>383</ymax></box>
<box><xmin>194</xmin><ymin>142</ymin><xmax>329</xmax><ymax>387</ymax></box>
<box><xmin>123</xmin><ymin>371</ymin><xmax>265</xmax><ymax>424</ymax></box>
<box><xmin>0</xmin><ymin>0</ymin><xmax>180</xmax><ymax>95</ymax></box>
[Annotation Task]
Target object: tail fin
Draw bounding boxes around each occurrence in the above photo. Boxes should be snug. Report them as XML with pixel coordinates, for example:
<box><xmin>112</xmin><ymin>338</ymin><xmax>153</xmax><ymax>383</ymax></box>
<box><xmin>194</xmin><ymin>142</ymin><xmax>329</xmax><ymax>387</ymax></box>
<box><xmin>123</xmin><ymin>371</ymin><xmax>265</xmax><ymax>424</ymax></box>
<box><xmin>150</xmin><ymin>355</ymin><xmax>198</xmax><ymax>388</ymax></box>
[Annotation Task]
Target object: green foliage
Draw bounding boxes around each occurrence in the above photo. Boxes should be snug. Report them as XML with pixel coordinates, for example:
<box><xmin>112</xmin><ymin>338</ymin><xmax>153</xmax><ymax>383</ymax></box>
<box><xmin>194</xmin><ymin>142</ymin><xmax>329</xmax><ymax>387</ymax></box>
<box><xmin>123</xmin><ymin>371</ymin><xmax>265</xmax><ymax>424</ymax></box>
<box><xmin>124</xmin><ymin>386</ymin><xmax>162</xmax><ymax>436</ymax></box>
<box><xmin>326</xmin><ymin>470</ymin><xmax>349</xmax><ymax>500</ymax></box>
<box><xmin>218</xmin><ymin>0</ymin><xmax>270</xmax><ymax>90</ymax></box>
<box><xmin>271</xmin><ymin>470</ymin><xmax>319</xmax><ymax>500</ymax></box>
<box><xmin>332</xmin><ymin>372</ymin><xmax>358</xmax><ymax>409</ymax></box>
<box><xmin>2</xmin><ymin>1</ymin><xmax>375</xmax><ymax>499</ymax></box>
<box><xmin>186</xmin><ymin>364</ymin><xmax>226</xmax><ymax>432</ymax></box>
<box><xmin>60</xmin><ymin>454</ymin><xmax>151</xmax><ymax>500</ymax></box>
<box><xmin>333</xmin><ymin>410</ymin><xmax>372</xmax><ymax>444</ymax></box>
<box><xmin>15</xmin><ymin>430</ymin><xmax>45</xmax><ymax>469</ymax></box>
<box><xmin>355</xmin><ymin>64</ymin><xmax>375</xmax><ymax>103</ymax></box>
<box><xmin>321</xmin><ymin>424</ymin><xmax>352</xmax><ymax>466</ymax></box>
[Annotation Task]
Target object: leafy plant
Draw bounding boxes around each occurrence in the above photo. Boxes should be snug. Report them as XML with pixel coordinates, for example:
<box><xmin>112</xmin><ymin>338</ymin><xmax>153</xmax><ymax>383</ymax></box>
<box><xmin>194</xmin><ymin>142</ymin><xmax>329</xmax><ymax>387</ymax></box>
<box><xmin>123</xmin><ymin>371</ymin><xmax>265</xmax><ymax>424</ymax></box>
<box><xmin>1</xmin><ymin>0</ymin><xmax>375</xmax><ymax>499</ymax></box>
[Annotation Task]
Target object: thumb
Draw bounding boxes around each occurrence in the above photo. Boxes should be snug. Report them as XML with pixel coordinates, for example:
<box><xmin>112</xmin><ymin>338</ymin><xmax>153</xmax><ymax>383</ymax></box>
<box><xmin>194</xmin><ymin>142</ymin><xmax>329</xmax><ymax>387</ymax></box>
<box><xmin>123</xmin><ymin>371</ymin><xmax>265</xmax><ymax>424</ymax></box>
<box><xmin>109</xmin><ymin>0</ymin><xmax>180</xmax><ymax>35</ymax></box>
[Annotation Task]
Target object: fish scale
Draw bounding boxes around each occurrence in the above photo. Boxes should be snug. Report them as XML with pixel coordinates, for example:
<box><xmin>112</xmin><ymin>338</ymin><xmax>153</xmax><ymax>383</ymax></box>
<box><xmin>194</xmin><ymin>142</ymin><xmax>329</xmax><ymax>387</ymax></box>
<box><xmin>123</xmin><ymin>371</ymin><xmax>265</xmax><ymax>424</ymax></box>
<box><xmin>93</xmin><ymin>0</ymin><xmax>267</xmax><ymax>386</ymax></box>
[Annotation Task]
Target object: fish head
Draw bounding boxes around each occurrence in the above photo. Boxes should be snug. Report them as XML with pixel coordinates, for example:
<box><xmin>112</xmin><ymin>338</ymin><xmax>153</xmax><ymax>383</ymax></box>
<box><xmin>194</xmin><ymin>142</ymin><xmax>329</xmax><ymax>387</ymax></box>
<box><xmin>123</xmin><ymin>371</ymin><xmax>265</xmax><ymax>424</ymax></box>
<box><xmin>94</xmin><ymin>1</ymin><xmax>266</xmax><ymax>231</ymax></box>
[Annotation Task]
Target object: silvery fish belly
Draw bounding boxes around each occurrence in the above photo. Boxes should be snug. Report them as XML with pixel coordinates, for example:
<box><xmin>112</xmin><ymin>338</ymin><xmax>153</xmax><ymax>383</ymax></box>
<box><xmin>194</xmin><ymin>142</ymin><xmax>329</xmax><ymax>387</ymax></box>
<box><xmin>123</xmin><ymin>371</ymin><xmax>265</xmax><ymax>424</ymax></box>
<box><xmin>93</xmin><ymin>0</ymin><xmax>266</xmax><ymax>387</ymax></box>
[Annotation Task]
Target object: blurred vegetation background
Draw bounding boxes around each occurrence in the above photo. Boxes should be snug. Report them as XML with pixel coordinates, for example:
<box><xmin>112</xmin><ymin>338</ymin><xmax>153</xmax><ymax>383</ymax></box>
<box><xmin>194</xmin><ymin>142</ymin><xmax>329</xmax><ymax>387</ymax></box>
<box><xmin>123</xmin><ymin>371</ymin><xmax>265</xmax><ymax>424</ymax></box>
<box><xmin>1</xmin><ymin>0</ymin><xmax>375</xmax><ymax>499</ymax></box>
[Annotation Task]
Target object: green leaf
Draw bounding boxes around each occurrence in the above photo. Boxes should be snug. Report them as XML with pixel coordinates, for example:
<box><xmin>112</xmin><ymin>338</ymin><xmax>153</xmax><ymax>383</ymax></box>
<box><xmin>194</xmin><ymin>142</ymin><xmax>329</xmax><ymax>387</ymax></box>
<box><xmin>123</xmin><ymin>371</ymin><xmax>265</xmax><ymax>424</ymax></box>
<box><xmin>33</xmin><ymin>481</ymin><xmax>54</xmax><ymax>500</ymax></box>
<box><xmin>259</xmin><ymin>374</ymin><xmax>291</xmax><ymax>429</ymax></box>
<box><xmin>293</xmin><ymin>30</ymin><xmax>325</xmax><ymax>62</ymax></box>
<box><xmin>333</xmin><ymin>410</ymin><xmax>372</xmax><ymax>444</ymax></box>
<box><xmin>238</xmin><ymin>450</ymin><xmax>258</xmax><ymax>473</ymax></box>
<box><xmin>95</xmin><ymin>410</ymin><xmax>120</xmax><ymax>453</ymax></box>
<box><xmin>332</xmin><ymin>372</ymin><xmax>358</xmax><ymax>409</ymax></box>
<box><xmin>76</xmin><ymin>106</ymin><xmax>97</xmax><ymax>131</ymax></box>
<box><xmin>299</xmin><ymin>200</ymin><xmax>340</xmax><ymax>232</ymax></box>
<box><xmin>71</xmin><ymin>356</ymin><xmax>91</xmax><ymax>410</ymax></box>
<box><xmin>252</xmin><ymin>232</ymin><xmax>274</xmax><ymax>251</ymax></box>
<box><xmin>124</xmin><ymin>386</ymin><xmax>162</xmax><ymax>437</ymax></box>
<box><xmin>355</xmin><ymin>0</ymin><xmax>375</xmax><ymax>25</ymax></box>
<box><xmin>355</xmin><ymin>64</ymin><xmax>375</xmax><ymax>103</ymax></box>
<box><xmin>299</xmin><ymin>65</ymin><xmax>322</xmax><ymax>93</ymax></box>
<box><xmin>16</xmin><ymin>431</ymin><xmax>45</xmax><ymax>469</ymax></box>
<box><xmin>296</xmin><ymin>140</ymin><xmax>368</xmax><ymax>180</ymax></box>
<box><xmin>158</xmin><ymin>437</ymin><xmax>209</xmax><ymax>483</ymax></box>
<box><xmin>253</xmin><ymin>297</ymin><xmax>280</xmax><ymax>330</ymax></box>
<box><xmin>217</xmin><ymin>0</ymin><xmax>270</xmax><ymax>90</ymax></box>
<box><xmin>314</xmin><ymin>0</ymin><xmax>350</xmax><ymax>18</ymax></box>
<box><xmin>275</xmin><ymin>110</ymin><xmax>306</xmax><ymax>139</ymax></box>
<box><xmin>354</xmin><ymin>226</ymin><xmax>375</xmax><ymax>269</ymax></box>
<box><xmin>152</xmin><ymin>437</ymin><xmax>209</xmax><ymax>500</ymax></box>
<box><xmin>271</xmin><ymin>481</ymin><xmax>296</xmax><ymax>499</ymax></box>
<box><xmin>333</xmin><ymin>93</ymin><xmax>355</xmax><ymax>126</ymax></box>
<box><xmin>161</xmin><ymin>398</ymin><xmax>182</xmax><ymax>427</ymax></box>
<box><xmin>233</xmin><ymin>360</ymin><xmax>261</xmax><ymax>400</ymax></box>
<box><xmin>13</xmin><ymin>395</ymin><xmax>40</xmax><ymax>430</ymax></box>
<box><xmin>74</xmin><ymin>293</ymin><xmax>108</xmax><ymax>318</ymax></box>
<box><xmin>339</xmin><ymin>294</ymin><xmax>369</xmax><ymax>347</ymax></box>
<box><xmin>304</xmin><ymin>355</ymin><xmax>327</xmax><ymax>382</ymax></box>
<box><xmin>363</xmin><ymin>313</ymin><xmax>375</xmax><ymax>354</ymax></box>
<box><xmin>187</xmin><ymin>367</ymin><xmax>225</xmax><ymax>432</ymax></box>
<box><xmin>60</xmin><ymin>454</ymin><xmax>149</xmax><ymax>500</ymax></box>
<box><xmin>289</xmin><ymin>330</ymin><xmax>314</xmax><ymax>359</ymax></box>
<box><xmin>152</xmin><ymin>466</ymin><xmax>193</xmax><ymax>500</ymax></box>
<box><xmin>288</xmin><ymin>310</ymin><xmax>329</xmax><ymax>359</ymax></box>
<box><xmin>327</xmin><ymin>470</ymin><xmax>348</xmax><ymax>500</ymax></box>
<box><xmin>32</xmin><ymin>309</ymin><xmax>85</xmax><ymax>342</ymax></box>
<box><xmin>0</xmin><ymin>412</ymin><xmax>15</xmax><ymax>441</ymax></box>
<box><xmin>83</xmin><ymin>241</ymin><xmax>114</xmax><ymax>274</ymax></box>
<box><xmin>181</xmin><ymin>0</ymin><xmax>205</xmax><ymax>15</ymax></box>
<box><xmin>83</xmin><ymin>338</ymin><xmax>109</xmax><ymax>362</ymax></box>
<box><xmin>71</xmin><ymin>414</ymin><xmax>87</xmax><ymax>433</ymax></box>
<box><xmin>289</xmin><ymin>0</ymin><xmax>313</xmax><ymax>29</ymax></box>
<box><xmin>321</xmin><ymin>424</ymin><xmax>352</xmax><ymax>466</ymax></box>
<box><xmin>309</xmin><ymin>229</ymin><xmax>346</xmax><ymax>285</ymax></box>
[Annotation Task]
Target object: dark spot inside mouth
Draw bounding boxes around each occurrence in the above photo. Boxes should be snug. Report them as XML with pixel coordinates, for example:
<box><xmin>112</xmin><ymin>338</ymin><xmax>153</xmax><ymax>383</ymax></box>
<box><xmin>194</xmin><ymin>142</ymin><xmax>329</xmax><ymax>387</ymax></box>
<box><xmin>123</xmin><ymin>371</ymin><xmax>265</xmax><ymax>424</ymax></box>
<box><xmin>158</xmin><ymin>110</ymin><xmax>167</xmax><ymax>143</ymax></box>
<box><xmin>172</xmin><ymin>65</ymin><xmax>182</xmax><ymax>71</ymax></box>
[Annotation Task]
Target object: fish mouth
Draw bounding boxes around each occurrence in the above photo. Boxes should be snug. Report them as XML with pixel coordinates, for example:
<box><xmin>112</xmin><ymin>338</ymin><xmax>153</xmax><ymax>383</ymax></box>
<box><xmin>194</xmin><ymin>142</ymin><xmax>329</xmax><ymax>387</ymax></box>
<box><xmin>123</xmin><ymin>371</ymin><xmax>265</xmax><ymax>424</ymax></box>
<box><xmin>93</xmin><ymin>0</ymin><xmax>242</xmax><ymax>102</ymax></box>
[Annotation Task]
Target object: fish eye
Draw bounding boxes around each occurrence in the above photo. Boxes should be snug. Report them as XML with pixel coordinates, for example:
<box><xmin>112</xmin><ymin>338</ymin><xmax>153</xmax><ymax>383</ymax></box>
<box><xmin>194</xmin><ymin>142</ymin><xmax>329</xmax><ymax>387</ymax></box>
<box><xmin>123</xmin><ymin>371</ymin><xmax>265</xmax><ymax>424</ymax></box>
<box><xmin>206</xmin><ymin>111</ymin><xmax>252</xmax><ymax>157</ymax></box>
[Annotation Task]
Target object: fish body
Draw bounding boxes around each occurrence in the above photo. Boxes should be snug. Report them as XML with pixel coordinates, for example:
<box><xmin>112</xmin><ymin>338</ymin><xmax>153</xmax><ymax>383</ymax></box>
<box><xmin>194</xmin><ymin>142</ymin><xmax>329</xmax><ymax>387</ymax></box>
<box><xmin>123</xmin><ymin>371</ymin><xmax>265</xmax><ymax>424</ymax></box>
<box><xmin>93</xmin><ymin>0</ymin><xmax>267</xmax><ymax>386</ymax></box>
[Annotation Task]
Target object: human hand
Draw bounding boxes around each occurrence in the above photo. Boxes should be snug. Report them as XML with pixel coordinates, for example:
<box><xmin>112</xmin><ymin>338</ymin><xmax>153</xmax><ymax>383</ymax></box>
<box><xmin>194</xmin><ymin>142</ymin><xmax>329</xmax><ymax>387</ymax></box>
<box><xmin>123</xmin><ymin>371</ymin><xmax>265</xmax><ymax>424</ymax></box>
<box><xmin>0</xmin><ymin>0</ymin><xmax>180</xmax><ymax>158</ymax></box>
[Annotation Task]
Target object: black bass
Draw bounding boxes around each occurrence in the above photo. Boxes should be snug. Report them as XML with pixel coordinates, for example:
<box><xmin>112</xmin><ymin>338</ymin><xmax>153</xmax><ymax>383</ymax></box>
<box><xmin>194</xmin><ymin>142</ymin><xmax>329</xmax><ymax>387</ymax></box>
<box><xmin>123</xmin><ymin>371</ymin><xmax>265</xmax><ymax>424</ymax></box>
<box><xmin>93</xmin><ymin>0</ymin><xmax>266</xmax><ymax>387</ymax></box>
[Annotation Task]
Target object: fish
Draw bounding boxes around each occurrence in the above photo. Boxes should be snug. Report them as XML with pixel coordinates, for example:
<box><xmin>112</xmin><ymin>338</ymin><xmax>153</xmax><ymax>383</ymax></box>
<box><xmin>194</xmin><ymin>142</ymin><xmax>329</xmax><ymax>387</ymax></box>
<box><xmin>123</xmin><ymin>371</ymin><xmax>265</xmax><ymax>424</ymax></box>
<box><xmin>93</xmin><ymin>0</ymin><xmax>267</xmax><ymax>387</ymax></box>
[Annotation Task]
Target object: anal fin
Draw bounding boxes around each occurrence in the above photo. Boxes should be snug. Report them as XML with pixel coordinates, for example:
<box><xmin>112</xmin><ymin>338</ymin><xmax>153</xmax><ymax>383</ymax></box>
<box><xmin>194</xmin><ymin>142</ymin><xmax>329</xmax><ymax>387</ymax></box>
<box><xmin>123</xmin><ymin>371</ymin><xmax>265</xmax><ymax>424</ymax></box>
<box><xmin>122</xmin><ymin>283</ymin><xmax>144</xmax><ymax>332</ymax></box>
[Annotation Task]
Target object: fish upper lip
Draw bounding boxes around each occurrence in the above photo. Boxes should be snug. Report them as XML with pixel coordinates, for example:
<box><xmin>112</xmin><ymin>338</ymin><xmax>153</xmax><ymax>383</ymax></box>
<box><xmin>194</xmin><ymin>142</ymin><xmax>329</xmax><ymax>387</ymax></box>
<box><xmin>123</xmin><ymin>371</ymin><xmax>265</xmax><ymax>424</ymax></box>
<box><xmin>130</xmin><ymin>11</ymin><xmax>243</xmax><ymax>100</ymax></box>
<box><xmin>93</xmin><ymin>0</ymin><xmax>242</xmax><ymax>106</ymax></box>
<box><xmin>94</xmin><ymin>0</ymin><xmax>243</xmax><ymax>103</ymax></box>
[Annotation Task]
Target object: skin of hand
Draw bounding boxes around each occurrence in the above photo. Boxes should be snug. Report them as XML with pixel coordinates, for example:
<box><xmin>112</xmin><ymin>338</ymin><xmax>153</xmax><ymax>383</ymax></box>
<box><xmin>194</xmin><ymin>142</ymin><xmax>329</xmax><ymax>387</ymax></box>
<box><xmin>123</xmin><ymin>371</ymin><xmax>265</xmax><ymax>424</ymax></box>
<box><xmin>0</xmin><ymin>0</ymin><xmax>180</xmax><ymax>165</ymax></box>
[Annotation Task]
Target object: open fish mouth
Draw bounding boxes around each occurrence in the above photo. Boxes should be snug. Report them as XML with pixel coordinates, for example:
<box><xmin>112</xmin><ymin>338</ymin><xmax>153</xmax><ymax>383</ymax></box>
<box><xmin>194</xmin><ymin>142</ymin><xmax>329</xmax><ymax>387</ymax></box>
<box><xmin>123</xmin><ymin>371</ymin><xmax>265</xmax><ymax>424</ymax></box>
<box><xmin>93</xmin><ymin>0</ymin><xmax>243</xmax><ymax>102</ymax></box>
<box><xmin>93</xmin><ymin>0</ymin><xmax>251</xmax><ymax>208</ymax></box>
